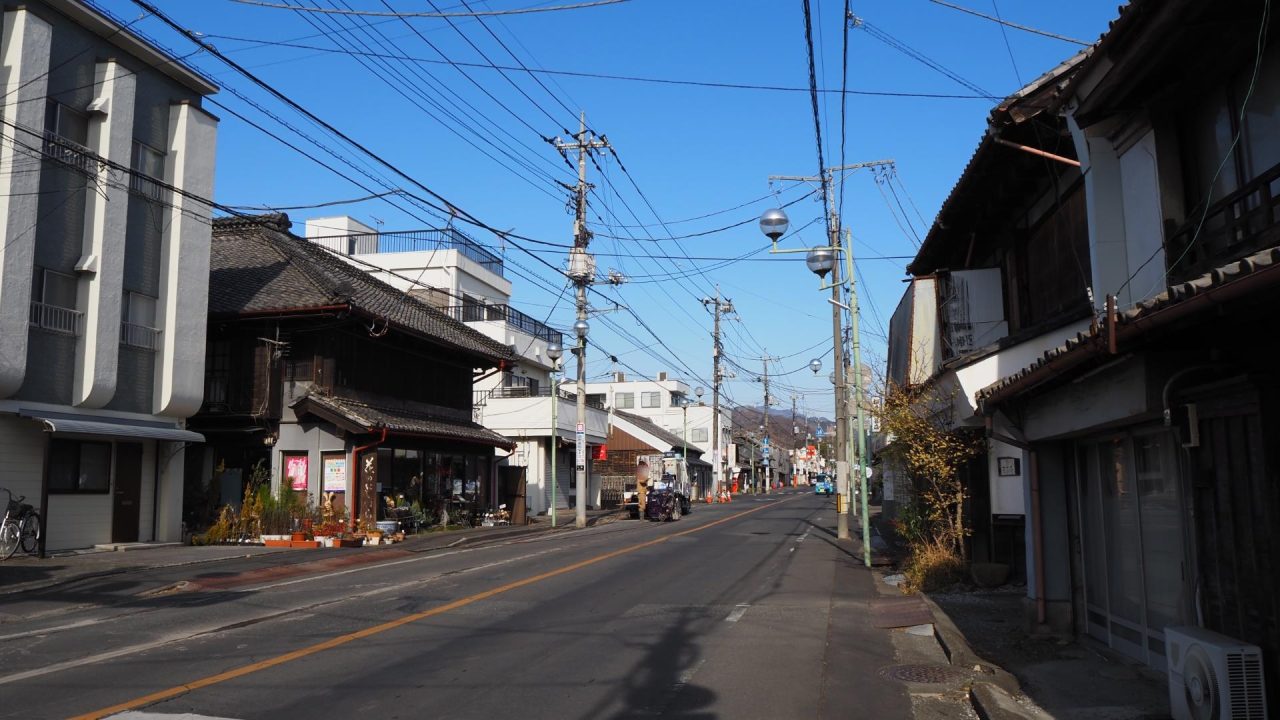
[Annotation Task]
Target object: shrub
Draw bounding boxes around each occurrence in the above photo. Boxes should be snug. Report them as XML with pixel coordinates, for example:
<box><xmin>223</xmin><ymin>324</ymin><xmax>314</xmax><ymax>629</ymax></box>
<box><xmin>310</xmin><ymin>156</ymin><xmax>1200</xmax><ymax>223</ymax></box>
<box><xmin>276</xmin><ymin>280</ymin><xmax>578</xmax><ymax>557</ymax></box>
<box><xmin>902</xmin><ymin>540</ymin><xmax>965</xmax><ymax>594</ymax></box>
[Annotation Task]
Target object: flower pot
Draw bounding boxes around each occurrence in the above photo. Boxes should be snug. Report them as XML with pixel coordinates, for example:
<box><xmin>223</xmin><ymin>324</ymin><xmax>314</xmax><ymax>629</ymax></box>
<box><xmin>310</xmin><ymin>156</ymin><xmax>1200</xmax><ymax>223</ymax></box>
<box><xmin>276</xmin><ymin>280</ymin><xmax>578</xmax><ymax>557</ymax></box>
<box><xmin>332</xmin><ymin>537</ymin><xmax>364</xmax><ymax>548</ymax></box>
<box><xmin>291</xmin><ymin>532</ymin><xmax>307</xmax><ymax>542</ymax></box>
<box><xmin>314</xmin><ymin>536</ymin><xmax>333</xmax><ymax>548</ymax></box>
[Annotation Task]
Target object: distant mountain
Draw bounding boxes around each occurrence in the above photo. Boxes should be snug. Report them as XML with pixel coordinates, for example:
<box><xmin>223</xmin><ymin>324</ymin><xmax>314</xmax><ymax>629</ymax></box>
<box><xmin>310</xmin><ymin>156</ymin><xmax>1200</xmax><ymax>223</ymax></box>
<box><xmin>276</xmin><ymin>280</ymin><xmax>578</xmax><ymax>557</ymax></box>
<box><xmin>732</xmin><ymin>405</ymin><xmax>832</xmax><ymax>448</ymax></box>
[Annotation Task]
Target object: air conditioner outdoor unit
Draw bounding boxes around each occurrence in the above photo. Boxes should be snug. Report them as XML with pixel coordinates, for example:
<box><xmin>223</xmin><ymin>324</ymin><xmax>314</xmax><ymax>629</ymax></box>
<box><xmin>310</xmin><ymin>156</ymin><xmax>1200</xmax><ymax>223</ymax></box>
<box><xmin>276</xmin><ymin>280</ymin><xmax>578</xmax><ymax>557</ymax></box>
<box><xmin>1167</xmin><ymin>626</ymin><xmax>1268</xmax><ymax>720</ymax></box>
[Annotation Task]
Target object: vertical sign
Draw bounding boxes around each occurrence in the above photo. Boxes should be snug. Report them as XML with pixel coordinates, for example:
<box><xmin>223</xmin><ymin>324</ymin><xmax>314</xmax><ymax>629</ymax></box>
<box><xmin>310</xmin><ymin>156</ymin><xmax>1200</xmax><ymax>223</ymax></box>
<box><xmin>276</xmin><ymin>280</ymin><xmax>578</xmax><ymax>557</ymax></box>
<box><xmin>575</xmin><ymin>422</ymin><xmax>586</xmax><ymax>471</ymax></box>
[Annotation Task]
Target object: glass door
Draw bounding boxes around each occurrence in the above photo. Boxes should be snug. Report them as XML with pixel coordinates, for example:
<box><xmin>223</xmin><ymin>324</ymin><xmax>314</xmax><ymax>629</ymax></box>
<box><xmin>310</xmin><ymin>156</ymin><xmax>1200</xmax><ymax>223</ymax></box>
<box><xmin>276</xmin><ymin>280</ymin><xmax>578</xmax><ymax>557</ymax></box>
<box><xmin>1075</xmin><ymin>429</ymin><xmax>1189</xmax><ymax>671</ymax></box>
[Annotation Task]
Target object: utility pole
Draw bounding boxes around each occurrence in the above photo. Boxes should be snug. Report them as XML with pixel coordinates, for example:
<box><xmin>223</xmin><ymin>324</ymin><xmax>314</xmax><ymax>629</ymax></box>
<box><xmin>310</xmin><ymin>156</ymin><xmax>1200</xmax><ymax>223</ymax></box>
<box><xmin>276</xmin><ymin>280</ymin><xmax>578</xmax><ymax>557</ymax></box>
<box><xmin>702</xmin><ymin>288</ymin><xmax>733</xmax><ymax>497</ymax></box>
<box><xmin>762</xmin><ymin>354</ymin><xmax>771</xmax><ymax>493</ymax></box>
<box><xmin>555</xmin><ymin>112</ymin><xmax>608</xmax><ymax>529</ymax></box>
<box><xmin>791</xmin><ymin>394</ymin><xmax>798</xmax><ymax>487</ymax></box>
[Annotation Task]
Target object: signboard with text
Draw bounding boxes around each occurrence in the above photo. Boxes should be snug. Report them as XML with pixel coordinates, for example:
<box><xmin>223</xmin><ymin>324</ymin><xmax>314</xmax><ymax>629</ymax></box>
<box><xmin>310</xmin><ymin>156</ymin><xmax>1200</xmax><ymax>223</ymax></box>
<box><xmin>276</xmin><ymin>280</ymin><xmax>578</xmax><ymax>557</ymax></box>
<box><xmin>575</xmin><ymin>422</ymin><xmax>586</xmax><ymax>471</ymax></box>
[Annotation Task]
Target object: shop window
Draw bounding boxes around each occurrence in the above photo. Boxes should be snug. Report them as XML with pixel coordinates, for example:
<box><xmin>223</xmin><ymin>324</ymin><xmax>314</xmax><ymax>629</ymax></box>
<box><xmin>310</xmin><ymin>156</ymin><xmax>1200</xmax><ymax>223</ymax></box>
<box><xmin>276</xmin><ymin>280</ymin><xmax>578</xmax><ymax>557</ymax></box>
<box><xmin>641</xmin><ymin>391</ymin><xmax>661</xmax><ymax>408</ymax></box>
<box><xmin>48</xmin><ymin>440</ymin><xmax>111</xmax><ymax>493</ymax></box>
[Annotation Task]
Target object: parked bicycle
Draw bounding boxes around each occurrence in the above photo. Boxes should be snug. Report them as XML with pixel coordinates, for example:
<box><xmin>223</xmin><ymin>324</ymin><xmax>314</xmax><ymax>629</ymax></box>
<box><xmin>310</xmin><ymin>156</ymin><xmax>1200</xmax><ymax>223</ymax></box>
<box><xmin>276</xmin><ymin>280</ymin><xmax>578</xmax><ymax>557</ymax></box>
<box><xmin>1</xmin><ymin>488</ymin><xmax>40</xmax><ymax>560</ymax></box>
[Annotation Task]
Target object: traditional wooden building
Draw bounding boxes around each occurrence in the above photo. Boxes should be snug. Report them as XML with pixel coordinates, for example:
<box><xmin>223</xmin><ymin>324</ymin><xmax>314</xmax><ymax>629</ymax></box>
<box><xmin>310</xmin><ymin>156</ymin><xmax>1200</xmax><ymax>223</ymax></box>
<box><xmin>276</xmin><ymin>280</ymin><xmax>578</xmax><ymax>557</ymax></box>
<box><xmin>186</xmin><ymin>214</ymin><xmax>516</xmax><ymax>529</ymax></box>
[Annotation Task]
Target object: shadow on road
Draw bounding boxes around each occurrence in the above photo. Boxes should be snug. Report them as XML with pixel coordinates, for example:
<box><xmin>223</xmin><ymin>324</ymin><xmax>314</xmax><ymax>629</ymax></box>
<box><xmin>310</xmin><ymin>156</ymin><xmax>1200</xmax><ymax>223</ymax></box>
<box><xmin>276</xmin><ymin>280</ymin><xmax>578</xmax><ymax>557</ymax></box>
<box><xmin>602</xmin><ymin>608</ymin><xmax>716</xmax><ymax>720</ymax></box>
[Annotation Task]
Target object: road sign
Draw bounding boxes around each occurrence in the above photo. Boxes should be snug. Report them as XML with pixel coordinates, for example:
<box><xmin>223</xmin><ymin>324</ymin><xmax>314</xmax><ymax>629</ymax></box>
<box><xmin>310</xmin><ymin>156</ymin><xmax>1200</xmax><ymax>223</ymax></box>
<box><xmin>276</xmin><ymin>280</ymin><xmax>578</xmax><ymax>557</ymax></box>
<box><xmin>575</xmin><ymin>423</ymin><xmax>586</xmax><ymax>471</ymax></box>
<box><xmin>816</xmin><ymin>426</ymin><xmax>826</xmax><ymax>439</ymax></box>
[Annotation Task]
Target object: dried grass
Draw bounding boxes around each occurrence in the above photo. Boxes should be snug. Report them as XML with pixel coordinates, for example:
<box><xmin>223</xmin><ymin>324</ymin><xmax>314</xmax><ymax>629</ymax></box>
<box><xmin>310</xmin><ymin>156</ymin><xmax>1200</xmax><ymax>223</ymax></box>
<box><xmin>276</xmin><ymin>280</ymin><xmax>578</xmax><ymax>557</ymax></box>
<box><xmin>902</xmin><ymin>541</ymin><xmax>965</xmax><ymax>594</ymax></box>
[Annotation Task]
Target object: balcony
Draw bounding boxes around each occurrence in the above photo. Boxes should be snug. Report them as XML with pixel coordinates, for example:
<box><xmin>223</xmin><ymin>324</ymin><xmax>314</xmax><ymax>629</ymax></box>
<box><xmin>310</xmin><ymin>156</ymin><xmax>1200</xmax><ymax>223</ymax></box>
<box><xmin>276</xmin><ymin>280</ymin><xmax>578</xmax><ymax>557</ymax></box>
<box><xmin>480</xmin><ymin>386</ymin><xmax>610</xmax><ymax>441</ymax></box>
<box><xmin>444</xmin><ymin>303</ymin><xmax>563</xmax><ymax>346</ymax></box>
<box><xmin>308</xmin><ymin>226</ymin><xmax>504</xmax><ymax>277</ymax></box>
<box><xmin>42</xmin><ymin>131</ymin><xmax>96</xmax><ymax>175</ymax></box>
<box><xmin>1166</xmin><ymin>161</ymin><xmax>1280</xmax><ymax>281</ymax></box>
<box><xmin>29</xmin><ymin>302</ymin><xmax>82</xmax><ymax>335</ymax></box>
<box><xmin>489</xmin><ymin>385</ymin><xmax>605</xmax><ymax>410</ymax></box>
<box><xmin>121</xmin><ymin>321</ymin><xmax>160</xmax><ymax>350</ymax></box>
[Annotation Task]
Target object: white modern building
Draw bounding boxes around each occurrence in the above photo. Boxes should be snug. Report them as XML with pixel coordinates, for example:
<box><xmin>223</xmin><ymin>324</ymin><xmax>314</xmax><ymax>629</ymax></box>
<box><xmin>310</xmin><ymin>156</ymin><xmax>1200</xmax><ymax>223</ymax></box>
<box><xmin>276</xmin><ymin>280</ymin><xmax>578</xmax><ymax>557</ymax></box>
<box><xmin>584</xmin><ymin>372</ymin><xmax>733</xmax><ymax>491</ymax></box>
<box><xmin>302</xmin><ymin>216</ymin><xmax>609</xmax><ymax>515</ymax></box>
<box><xmin>0</xmin><ymin>1</ymin><xmax>217</xmax><ymax>551</ymax></box>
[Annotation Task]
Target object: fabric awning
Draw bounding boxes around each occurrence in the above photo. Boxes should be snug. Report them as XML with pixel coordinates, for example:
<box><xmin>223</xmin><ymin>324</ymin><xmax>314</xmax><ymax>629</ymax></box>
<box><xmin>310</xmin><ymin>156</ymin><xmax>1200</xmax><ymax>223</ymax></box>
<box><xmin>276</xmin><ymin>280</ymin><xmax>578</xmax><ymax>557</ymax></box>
<box><xmin>21</xmin><ymin>411</ymin><xmax>205</xmax><ymax>443</ymax></box>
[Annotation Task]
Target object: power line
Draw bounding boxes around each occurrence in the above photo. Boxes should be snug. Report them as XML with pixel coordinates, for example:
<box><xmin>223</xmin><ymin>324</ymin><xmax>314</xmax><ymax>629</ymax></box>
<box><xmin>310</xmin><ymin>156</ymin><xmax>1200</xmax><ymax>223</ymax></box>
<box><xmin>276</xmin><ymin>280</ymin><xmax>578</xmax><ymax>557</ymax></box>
<box><xmin>198</xmin><ymin>32</ymin><xmax>993</xmax><ymax>99</ymax></box>
<box><xmin>230</xmin><ymin>0</ymin><xmax>629</xmax><ymax>17</ymax></box>
<box><xmin>925</xmin><ymin>0</ymin><xmax>1089</xmax><ymax>45</ymax></box>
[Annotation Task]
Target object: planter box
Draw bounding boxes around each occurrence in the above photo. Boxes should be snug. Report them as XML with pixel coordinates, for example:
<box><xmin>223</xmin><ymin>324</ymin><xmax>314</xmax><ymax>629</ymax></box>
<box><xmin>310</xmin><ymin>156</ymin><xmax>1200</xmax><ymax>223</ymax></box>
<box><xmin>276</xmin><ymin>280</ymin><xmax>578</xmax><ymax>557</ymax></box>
<box><xmin>332</xmin><ymin>538</ymin><xmax>364</xmax><ymax>548</ymax></box>
<box><xmin>263</xmin><ymin>539</ymin><xmax>293</xmax><ymax>548</ymax></box>
<box><xmin>290</xmin><ymin>540</ymin><xmax>320</xmax><ymax>549</ymax></box>
<box><xmin>291</xmin><ymin>532</ymin><xmax>307</xmax><ymax>542</ymax></box>
<box><xmin>261</xmin><ymin>534</ymin><xmax>290</xmax><ymax>542</ymax></box>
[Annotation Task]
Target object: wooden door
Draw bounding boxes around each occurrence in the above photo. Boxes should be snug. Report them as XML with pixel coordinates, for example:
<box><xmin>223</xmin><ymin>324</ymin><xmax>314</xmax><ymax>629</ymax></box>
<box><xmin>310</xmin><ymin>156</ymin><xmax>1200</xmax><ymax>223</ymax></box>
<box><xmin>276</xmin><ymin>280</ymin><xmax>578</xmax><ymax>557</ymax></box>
<box><xmin>112</xmin><ymin>443</ymin><xmax>143</xmax><ymax>543</ymax></box>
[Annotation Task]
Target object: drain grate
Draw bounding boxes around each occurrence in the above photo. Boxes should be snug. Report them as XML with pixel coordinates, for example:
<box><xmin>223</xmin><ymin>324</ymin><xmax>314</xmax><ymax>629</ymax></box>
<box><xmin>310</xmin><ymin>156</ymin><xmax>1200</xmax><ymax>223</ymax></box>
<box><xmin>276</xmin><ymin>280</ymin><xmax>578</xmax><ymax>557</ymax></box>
<box><xmin>877</xmin><ymin>664</ymin><xmax>968</xmax><ymax>684</ymax></box>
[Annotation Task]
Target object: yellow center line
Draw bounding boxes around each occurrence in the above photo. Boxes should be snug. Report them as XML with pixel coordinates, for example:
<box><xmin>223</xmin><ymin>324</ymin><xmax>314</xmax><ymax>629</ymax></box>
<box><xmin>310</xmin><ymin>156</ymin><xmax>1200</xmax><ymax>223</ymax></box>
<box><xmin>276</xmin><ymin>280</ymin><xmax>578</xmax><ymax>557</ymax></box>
<box><xmin>72</xmin><ymin>495</ymin><xmax>799</xmax><ymax>720</ymax></box>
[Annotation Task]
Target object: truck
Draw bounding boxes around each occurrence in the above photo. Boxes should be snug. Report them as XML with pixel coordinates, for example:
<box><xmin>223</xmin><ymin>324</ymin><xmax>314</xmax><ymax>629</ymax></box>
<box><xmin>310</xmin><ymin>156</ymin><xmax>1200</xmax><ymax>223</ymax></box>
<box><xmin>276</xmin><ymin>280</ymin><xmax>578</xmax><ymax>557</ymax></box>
<box><xmin>623</xmin><ymin>454</ymin><xmax>693</xmax><ymax>521</ymax></box>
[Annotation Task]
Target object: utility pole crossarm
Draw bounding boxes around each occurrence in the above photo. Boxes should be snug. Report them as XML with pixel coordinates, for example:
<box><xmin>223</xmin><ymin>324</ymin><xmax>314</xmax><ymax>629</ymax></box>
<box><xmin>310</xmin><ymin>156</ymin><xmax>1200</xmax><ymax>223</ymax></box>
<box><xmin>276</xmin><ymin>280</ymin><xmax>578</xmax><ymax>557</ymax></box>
<box><xmin>767</xmin><ymin>159</ymin><xmax>895</xmax><ymax>184</ymax></box>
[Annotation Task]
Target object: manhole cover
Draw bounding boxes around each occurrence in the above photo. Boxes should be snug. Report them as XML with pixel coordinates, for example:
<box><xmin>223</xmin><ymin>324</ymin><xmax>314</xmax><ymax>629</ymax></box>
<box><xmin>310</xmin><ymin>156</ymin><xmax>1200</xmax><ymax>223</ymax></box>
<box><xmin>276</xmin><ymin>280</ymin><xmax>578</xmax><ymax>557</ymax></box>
<box><xmin>877</xmin><ymin>664</ymin><xmax>967</xmax><ymax>684</ymax></box>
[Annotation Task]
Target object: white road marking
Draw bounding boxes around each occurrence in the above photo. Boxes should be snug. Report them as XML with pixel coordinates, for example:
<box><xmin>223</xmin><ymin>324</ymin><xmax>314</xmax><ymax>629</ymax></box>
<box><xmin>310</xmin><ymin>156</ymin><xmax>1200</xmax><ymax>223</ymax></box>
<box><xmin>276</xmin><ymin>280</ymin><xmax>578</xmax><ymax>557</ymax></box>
<box><xmin>724</xmin><ymin>604</ymin><xmax>750</xmax><ymax>623</ymax></box>
<box><xmin>795</xmin><ymin>528</ymin><xmax>811</xmax><ymax>543</ymax></box>
<box><xmin>0</xmin><ymin>616</ymin><xmax>113</xmax><ymax>642</ymax></box>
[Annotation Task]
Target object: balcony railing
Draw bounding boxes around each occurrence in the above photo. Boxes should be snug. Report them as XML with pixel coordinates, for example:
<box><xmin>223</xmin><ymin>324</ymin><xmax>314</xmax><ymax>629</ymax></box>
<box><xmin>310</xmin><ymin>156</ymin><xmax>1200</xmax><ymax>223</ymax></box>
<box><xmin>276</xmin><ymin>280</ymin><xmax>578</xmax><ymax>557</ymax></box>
<box><xmin>121</xmin><ymin>321</ymin><xmax>160</xmax><ymax>350</ymax></box>
<box><xmin>443</xmin><ymin>303</ymin><xmax>563</xmax><ymax>345</ymax></box>
<box><xmin>488</xmin><ymin>385</ymin><xmax>605</xmax><ymax>410</ymax></box>
<box><xmin>1167</xmin><ymin>161</ymin><xmax>1280</xmax><ymax>281</ymax></box>
<box><xmin>308</xmin><ymin>227</ymin><xmax>504</xmax><ymax>277</ymax></box>
<box><xmin>42</xmin><ymin>131</ymin><xmax>96</xmax><ymax>175</ymax></box>
<box><xmin>29</xmin><ymin>302</ymin><xmax>82</xmax><ymax>335</ymax></box>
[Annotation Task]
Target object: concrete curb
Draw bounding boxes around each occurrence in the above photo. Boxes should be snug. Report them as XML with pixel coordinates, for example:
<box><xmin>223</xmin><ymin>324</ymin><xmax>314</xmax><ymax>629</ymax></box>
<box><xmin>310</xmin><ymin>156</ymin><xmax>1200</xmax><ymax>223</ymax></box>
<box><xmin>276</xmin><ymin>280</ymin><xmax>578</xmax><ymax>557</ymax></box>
<box><xmin>917</xmin><ymin>593</ymin><xmax>1043</xmax><ymax>719</ymax></box>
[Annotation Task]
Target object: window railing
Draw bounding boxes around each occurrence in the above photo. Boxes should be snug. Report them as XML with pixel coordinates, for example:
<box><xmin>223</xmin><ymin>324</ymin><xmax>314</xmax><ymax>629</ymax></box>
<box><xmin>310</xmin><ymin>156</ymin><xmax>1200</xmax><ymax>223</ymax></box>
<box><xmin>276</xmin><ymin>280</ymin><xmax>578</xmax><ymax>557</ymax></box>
<box><xmin>1167</xmin><ymin>161</ymin><xmax>1280</xmax><ymax>281</ymax></box>
<box><xmin>488</xmin><ymin>385</ymin><xmax>605</xmax><ymax>409</ymax></box>
<box><xmin>128</xmin><ymin>170</ymin><xmax>170</xmax><ymax>203</ymax></box>
<box><xmin>29</xmin><ymin>302</ymin><xmax>82</xmax><ymax>335</ymax></box>
<box><xmin>120</xmin><ymin>322</ymin><xmax>160</xmax><ymax>350</ymax></box>
<box><xmin>442</xmin><ymin>303</ymin><xmax>563</xmax><ymax>345</ymax></box>
<box><xmin>42</xmin><ymin>130</ymin><xmax>96</xmax><ymax>175</ymax></box>
<box><xmin>307</xmin><ymin>226</ymin><xmax>505</xmax><ymax>277</ymax></box>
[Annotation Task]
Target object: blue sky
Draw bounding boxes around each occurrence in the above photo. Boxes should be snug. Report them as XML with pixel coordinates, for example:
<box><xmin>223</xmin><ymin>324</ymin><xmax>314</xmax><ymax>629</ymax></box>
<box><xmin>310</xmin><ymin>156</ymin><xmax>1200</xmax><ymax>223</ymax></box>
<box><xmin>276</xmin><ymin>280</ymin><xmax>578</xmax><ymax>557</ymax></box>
<box><xmin>101</xmin><ymin>0</ymin><xmax>1122</xmax><ymax>420</ymax></box>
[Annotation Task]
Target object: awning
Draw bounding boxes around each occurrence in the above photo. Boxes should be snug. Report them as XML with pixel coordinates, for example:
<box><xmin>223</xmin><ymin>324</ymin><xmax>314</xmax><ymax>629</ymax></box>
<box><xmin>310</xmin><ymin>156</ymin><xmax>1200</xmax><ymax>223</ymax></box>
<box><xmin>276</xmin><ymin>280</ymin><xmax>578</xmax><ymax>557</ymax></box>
<box><xmin>20</xmin><ymin>411</ymin><xmax>205</xmax><ymax>443</ymax></box>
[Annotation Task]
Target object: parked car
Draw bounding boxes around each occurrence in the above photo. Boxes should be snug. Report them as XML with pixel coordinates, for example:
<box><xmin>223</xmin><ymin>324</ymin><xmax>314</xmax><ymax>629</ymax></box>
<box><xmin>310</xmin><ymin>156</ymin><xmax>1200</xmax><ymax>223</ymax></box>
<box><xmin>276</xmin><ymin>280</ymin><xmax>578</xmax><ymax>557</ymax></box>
<box><xmin>814</xmin><ymin>475</ymin><xmax>834</xmax><ymax>496</ymax></box>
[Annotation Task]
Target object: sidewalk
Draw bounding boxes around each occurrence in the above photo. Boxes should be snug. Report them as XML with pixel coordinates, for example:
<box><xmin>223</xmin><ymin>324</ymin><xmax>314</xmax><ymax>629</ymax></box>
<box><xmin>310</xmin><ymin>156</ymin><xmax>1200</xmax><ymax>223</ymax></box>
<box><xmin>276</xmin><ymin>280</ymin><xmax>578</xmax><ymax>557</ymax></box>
<box><xmin>0</xmin><ymin>509</ymin><xmax>623</xmax><ymax>599</ymax></box>
<box><xmin>860</xmin><ymin>506</ymin><xmax>1170</xmax><ymax>719</ymax></box>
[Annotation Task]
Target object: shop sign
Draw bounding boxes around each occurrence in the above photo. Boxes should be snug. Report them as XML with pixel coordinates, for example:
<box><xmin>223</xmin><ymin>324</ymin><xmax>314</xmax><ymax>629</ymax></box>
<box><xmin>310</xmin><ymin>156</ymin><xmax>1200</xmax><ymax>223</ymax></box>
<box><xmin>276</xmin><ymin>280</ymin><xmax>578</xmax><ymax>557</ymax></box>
<box><xmin>286</xmin><ymin>454</ymin><xmax>309</xmax><ymax>491</ymax></box>
<box><xmin>322</xmin><ymin>456</ymin><xmax>347</xmax><ymax>493</ymax></box>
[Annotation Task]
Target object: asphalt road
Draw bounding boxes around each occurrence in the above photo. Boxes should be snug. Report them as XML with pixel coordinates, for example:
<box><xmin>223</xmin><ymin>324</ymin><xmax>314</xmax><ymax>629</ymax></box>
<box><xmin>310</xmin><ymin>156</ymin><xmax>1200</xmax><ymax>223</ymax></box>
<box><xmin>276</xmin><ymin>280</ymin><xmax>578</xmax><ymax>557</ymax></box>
<box><xmin>0</xmin><ymin>490</ymin><xmax>909</xmax><ymax>719</ymax></box>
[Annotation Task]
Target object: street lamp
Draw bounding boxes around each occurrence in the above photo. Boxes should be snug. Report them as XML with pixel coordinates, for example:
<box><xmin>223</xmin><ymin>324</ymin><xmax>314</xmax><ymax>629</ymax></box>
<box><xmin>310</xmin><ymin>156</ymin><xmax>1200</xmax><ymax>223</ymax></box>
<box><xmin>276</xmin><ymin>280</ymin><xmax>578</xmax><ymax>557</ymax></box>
<box><xmin>546</xmin><ymin>343</ymin><xmax>563</xmax><ymax>528</ymax></box>
<box><xmin>573</xmin><ymin>319</ymin><xmax>589</xmax><ymax>339</ymax></box>
<box><xmin>759</xmin><ymin>207</ymin><xmax>789</xmax><ymax>242</ymax></box>
<box><xmin>806</xmin><ymin>247</ymin><xmax>836</xmax><ymax>278</ymax></box>
<box><xmin>809</xmin><ymin>358</ymin><xmax>822</xmax><ymax>375</ymax></box>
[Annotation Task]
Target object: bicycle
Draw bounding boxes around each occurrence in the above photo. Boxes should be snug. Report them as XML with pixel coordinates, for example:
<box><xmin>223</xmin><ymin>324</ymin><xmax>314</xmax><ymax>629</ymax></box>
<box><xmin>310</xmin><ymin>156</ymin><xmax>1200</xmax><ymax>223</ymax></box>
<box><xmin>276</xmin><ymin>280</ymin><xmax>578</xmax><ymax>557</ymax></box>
<box><xmin>2</xmin><ymin>488</ymin><xmax>41</xmax><ymax>560</ymax></box>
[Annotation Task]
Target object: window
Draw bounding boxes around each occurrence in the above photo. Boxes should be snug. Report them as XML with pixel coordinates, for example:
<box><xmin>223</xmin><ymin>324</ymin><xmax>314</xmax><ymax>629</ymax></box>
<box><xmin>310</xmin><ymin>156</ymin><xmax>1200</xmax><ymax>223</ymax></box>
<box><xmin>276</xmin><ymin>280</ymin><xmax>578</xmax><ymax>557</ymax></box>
<box><xmin>48</xmin><ymin>440</ymin><xmax>111</xmax><ymax>493</ymax></box>
<box><xmin>130</xmin><ymin>141</ymin><xmax>167</xmax><ymax>201</ymax></box>
<box><xmin>615</xmin><ymin>392</ymin><xmax>634</xmax><ymax>409</ymax></box>
<box><xmin>45</xmin><ymin>100</ymin><xmax>88</xmax><ymax>145</ymax></box>
<box><xmin>121</xmin><ymin>292</ymin><xmax>159</xmax><ymax>350</ymax></box>
<box><xmin>641</xmin><ymin>391</ymin><xmax>661</xmax><ymax>408</ymax></box>
<box><xmin>205</xmin><ymin>340</ymin><xmax>231</xmax><ymax>405</ymax></box>
<box><xmin>30</xmin><ymin>267</ymin><xmax>80</xmax><ymax>334</ymax></box>
<box><xmin>691</xmin><ymin>428</ymin><xmax>709</xmax><ymax>443</ymax></box>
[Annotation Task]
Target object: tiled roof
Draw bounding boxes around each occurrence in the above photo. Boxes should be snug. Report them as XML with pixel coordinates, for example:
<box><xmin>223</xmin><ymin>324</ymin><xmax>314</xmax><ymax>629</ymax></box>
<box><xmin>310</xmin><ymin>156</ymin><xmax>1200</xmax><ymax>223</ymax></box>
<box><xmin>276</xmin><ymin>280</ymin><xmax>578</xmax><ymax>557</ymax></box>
<box><xmin>210</xmin><ymin>214</ymin><xmax>514</xmax><ymax>364</ymax></box>
<box><xmin>613</xmin><ymin>410</ymin><xmax>691</xmax><ymax>452</ymax></box>
<box><xmin>977</xmin><ymin>245</ymin><xmax>1280</xmax><ymax>409</ymax></box>
<box><xmin>293</xmin><ymin>391</ymin><xmax>515</xmax><ymax>449</ymax></box>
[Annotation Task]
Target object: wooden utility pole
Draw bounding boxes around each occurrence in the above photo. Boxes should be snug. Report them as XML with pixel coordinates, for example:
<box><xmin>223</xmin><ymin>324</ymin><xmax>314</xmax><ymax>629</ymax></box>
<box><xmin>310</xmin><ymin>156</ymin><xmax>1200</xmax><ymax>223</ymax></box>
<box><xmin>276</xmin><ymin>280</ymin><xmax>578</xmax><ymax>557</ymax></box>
<box><xmin>554</xmin><ymin>113</ymin><xmax>608</xmax><ymax>529</ymax></box>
